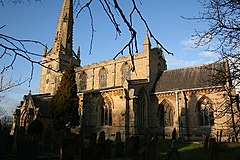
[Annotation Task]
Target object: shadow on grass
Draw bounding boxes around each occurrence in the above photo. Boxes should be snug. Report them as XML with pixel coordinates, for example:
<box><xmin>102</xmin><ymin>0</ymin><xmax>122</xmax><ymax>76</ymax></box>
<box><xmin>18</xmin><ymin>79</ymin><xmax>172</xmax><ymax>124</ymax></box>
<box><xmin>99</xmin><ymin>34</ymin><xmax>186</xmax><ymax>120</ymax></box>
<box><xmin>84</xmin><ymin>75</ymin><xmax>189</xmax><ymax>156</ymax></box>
<box><xmin>156</xmin><ymin>140</ymin><xmax>240</xmax><ymax>160</ymax></box>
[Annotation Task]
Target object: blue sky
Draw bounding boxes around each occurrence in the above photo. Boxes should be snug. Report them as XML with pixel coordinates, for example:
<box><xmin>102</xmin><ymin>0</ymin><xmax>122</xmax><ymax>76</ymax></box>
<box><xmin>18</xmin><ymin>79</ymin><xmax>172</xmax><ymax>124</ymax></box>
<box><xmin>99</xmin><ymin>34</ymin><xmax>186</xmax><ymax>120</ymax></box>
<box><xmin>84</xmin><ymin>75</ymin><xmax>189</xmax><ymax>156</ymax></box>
<box><xmin>0</xmin><ymin>0</ymin><xmax>219</xmax><ymax>114</ymax></box>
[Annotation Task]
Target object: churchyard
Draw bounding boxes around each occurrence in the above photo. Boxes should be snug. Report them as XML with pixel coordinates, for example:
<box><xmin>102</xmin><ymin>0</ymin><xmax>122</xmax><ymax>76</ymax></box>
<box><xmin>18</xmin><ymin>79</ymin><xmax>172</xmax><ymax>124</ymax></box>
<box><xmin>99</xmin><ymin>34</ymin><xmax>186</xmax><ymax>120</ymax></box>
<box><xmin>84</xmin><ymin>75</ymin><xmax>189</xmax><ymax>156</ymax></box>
<box><xmin>0</xmin><ymin>127</ymin><xmax>240</xmax><ymax>160</ymax></box>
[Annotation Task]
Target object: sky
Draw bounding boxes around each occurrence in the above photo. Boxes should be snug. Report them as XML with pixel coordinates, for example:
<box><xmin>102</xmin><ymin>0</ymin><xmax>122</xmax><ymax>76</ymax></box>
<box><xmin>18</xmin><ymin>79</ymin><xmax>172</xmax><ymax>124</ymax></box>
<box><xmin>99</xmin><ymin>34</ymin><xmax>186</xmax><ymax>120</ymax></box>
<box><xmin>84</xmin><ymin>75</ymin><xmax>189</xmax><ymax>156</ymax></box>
<box><xmin>0</xmin><ymin>0</ymin><xmax>219</xmax><ymax>115</ymax></box>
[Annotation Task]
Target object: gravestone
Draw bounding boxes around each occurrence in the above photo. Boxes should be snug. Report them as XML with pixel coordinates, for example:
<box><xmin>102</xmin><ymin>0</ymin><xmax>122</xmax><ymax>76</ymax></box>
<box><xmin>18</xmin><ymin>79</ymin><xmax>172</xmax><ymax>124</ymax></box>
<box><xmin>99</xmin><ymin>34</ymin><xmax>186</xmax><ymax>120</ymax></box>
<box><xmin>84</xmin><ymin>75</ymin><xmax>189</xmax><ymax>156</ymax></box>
<box><xmin>209</xmin><ymin>141</ymin><xmax>219</xmax><ymax>160</ymax></box>
<box><xmin>146</xmin><ymin>137</ymin><xmax>157</xmax><ymax>160</ymax></box>
<box><xmin>172</xmin><ymin>128</ymin><xmax>177</xmax><ymax>141</ymax></box>
<box><xmin>115</xmin><ymin>132</ymin><xmax>124</xmax><ymax>158</ymax></box>
<box><xmin>89</xmin><ymin>132</ymin><xmax>97</xmax><ymax>146</ymax></box>
<box><xmin>115</xmin><ymin>141</ymin><xmax>124</xmax><ymax>158</ymax></box>
<box><xmin>98</xmin><ymin>131</ymin><xmax>106</xmax><ymax>144</ymax></box>
<box><xmin>204</xmin><ymin>135</ymin><xmax>210</xmax><ymax>152</ymax></box>
<box><xmin>60</xmin><ymin>136</ymin><xmax>79</xmax><ymax>160</ymax></box>
<box><xmin>115</xmin><ymin>132</ymin><xmax>121</xmax><ymax>143</ymax></box>
<box><xmin>209</xmin><ymin>138</ymin><xmax>215</xmax><ymax>151</ymax></box>
<box><xmin>105</xmin><ymin>139</ymin><xmax>112</xmax><ymax>159</ymax></box>
<box><xmin>125</xmin><ymin>136</ymin><xmax>140</xmax><ymax>157</ymax></box>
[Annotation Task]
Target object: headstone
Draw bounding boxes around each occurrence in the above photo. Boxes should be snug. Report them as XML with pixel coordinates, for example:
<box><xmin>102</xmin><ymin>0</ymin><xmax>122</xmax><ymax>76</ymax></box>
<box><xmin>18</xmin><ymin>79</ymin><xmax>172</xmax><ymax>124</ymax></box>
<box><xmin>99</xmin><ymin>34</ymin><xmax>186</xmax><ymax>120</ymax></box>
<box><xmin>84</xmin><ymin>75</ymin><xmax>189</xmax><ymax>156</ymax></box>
<box><xmin>105</xmin><ymin>139</ymin><xmax>112</xmax><ymax>159</ymax></box>
<box><xmin>146</xmin><ymin>137</ymin><xmax>157</xmax><ymax>160</ymax></box>
<box><xmin>209</xmin><ymin>138</ymin><xmax>215</xmax><ymax>151</ymax></box>
<box><xmin>125</xmin><ymin>136</ymin><xmax>140</xmax><ymax>157</ymax></box>
<box><xmin>172</xmin><ymin>128</ymin><xmax>177</xmax><ymax>141</ymax></box>
<box><xmin>60</xmin><ymin>136</ymin><xmax>79</xmax><ymax>160</ymax></box>
<box><xmin>209</xmin><ymin>141</ymin><xmax>219</xmax><ymax>160</ymax></box>
<box><xmin>115</xmin><ymin>132</ymin><xmax>121</xmax><ymax>144</ymax></box>
<box><xmin>115</xmin><ymin>132</ymin><xmax>123</xmax><ymax>158</ymax></box>
<box><xmin>204</xmin><ymin>135</ymin><xmax>210</xmax><ymax>152</ymax></box>
<box><xmin>89</xmin><ymin>132</ymin><xmax>97</xmax><ymax>146</ymax></box>
<box><xmin>98</xmin><ymin>131</ymin><xmax>105</xmax><ymax>144</ymax></box>
<box><xmin>115</xmin><ymin>141</ymin><xmax>124</xmax><ymax>158</ymax></box>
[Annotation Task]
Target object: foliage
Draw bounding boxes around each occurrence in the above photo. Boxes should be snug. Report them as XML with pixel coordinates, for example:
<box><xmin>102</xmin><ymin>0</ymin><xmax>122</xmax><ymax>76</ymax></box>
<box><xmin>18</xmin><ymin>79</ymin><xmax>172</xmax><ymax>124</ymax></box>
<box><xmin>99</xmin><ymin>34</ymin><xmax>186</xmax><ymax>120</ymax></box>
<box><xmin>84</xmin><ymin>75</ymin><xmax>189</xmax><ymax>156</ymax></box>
<box><xmin>49</xmin><ymin>59</ymin><xmax>79</xmax><ymax>130</ymax></box>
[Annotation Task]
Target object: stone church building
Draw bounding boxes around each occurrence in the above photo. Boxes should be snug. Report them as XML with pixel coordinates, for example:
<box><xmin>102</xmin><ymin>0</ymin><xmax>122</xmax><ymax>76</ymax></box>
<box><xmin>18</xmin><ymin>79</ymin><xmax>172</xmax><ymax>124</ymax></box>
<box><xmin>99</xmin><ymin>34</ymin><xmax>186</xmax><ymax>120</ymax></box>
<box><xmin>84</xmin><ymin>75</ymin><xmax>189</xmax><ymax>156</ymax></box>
<box><xmin>13</xmin><ymin>0</ymin><xmax>239</xmax><ymax>141</ymax></box>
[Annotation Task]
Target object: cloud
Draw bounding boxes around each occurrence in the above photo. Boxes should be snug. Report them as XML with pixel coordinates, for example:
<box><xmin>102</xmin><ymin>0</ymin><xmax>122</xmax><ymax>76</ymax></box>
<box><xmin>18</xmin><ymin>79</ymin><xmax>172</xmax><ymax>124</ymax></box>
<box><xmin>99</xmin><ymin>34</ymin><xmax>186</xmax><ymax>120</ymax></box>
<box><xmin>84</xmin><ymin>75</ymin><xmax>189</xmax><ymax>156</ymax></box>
<box><xmin>180</xmin><ymin>37</ymin><xmax>199</xmax><ymax>49</ymax></box>
<box><xmin>167</xmin><ymin>57</ymin><xmax>203</xmax><ymax>69</ymax></box>
<box><xmin>199</xmin><ymin>51</ymin><xmax>218</xmax><ymax>58</ymax></box>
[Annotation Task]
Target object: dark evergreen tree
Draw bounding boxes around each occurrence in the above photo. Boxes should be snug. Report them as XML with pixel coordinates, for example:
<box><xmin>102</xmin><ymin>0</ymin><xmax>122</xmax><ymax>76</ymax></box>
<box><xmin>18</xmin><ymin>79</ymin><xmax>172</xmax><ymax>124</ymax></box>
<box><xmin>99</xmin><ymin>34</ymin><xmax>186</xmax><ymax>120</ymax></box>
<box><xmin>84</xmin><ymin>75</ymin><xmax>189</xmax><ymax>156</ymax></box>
<box><xmin>49</xmin><ymin>59</ymin><xmax>79</xmax><ymax>130</ymax></box>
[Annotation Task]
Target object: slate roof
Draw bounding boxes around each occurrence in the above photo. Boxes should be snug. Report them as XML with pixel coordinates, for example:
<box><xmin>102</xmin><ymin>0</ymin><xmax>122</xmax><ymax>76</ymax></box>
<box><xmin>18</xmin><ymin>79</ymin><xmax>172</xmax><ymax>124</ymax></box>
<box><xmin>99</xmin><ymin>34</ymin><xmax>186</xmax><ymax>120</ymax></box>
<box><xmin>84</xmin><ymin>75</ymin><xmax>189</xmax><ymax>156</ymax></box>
<box><xmin>154</xmin><ymin>61</ymin><xmax>227</xmax><ymax>92</ymax></box>
<box><xmin>31</xmin><ymin>94</ymin><xmax>52</xmax><ymax>116</ymax></box>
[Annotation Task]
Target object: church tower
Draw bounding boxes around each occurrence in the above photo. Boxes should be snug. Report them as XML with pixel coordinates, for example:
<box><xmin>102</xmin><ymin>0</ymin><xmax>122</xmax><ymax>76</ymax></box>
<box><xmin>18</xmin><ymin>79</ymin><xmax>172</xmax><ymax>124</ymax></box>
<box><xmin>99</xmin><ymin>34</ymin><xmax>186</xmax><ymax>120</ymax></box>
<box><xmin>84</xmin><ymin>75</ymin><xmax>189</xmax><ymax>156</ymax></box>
<box><xmin>40</xmin><ymin>0</ymin><xmax>80</xmax><ymax>95</ymax></box>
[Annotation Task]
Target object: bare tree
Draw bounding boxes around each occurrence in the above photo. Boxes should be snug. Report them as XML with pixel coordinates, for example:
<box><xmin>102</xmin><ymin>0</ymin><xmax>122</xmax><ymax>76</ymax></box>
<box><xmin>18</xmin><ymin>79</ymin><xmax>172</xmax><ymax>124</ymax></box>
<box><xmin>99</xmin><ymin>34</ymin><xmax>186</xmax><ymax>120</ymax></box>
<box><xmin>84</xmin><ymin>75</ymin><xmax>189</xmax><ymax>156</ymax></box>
<box><xmin>1</xmin><ymin>0</ymin><xmax>172</xmax><ymax>81</ymax></box>
<box><xmin>185</xmin><ymin>0</ymin><xmax>240</xmax><ymax>142</ymax></box>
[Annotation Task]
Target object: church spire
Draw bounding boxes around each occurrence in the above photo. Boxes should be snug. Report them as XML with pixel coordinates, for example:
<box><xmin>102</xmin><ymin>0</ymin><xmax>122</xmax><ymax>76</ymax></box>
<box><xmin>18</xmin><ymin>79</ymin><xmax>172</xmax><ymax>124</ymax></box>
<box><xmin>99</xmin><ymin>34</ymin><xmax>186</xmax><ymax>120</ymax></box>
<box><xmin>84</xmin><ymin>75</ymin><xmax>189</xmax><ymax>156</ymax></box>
<box><xmin>52</xmin><ymin>0</ymin><xmax>73</xmax><ymax>56</ymax></box>
<box><xmin>77</xmin><ymin>46</ymin><xmax>81</xmax><ymax>66</ymax></box>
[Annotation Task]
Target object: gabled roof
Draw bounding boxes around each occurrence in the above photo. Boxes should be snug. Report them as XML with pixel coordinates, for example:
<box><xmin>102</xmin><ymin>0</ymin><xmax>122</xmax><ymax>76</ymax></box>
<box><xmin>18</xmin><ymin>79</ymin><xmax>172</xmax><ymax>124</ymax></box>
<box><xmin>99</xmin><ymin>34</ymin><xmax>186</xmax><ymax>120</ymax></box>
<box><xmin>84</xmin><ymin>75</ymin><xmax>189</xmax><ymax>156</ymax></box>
<box><xmin>154</xmin><ymin>61</ymin><xmax>227</xmax><ymax>92</ymax></box>
<box><xmin>31</xmin><ymin>94</ymin><xmax>52</xmax><ymax>116</ymax></box>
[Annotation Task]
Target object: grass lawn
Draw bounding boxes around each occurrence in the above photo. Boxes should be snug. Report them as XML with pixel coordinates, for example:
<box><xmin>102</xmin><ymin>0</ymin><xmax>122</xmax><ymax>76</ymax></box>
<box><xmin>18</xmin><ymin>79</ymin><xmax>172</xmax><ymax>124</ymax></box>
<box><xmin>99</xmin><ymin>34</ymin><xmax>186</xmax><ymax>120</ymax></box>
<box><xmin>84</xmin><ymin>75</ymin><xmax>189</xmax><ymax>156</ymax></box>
<box><xmin>156</xmin><ymin>140</ymin><xmax>240</xmax><ymax>160</ymax></box>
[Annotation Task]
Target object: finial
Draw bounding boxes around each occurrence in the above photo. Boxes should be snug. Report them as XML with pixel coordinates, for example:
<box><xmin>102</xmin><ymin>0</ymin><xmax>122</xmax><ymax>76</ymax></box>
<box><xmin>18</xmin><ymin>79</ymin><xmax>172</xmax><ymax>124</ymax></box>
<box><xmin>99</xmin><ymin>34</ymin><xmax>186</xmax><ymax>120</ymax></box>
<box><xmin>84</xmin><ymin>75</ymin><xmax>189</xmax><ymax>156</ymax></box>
<box><xmin>155</xmin><ymin>41</ymin><xmax>159</xmax><ymax>48</ymax></box>
<box><xmin>28</xmin><ymin>90</ymin><xmax>32</xmax><ymax>96</ymax></box>
<box><xmin>77</xmin><ymin>46</ymin><xmax>80</xmax><ymax>59</ymax></box>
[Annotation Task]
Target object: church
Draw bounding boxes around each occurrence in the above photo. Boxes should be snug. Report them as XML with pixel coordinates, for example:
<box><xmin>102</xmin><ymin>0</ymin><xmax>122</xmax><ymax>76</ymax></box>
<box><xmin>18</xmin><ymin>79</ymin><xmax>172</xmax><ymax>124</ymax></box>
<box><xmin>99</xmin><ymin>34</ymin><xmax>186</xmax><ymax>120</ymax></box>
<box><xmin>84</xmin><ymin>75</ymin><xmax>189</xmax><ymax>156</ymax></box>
<box><xmin>13</xmin><ymin>0</ymin><xmax>239</xmax><ymax>141</ymax></box>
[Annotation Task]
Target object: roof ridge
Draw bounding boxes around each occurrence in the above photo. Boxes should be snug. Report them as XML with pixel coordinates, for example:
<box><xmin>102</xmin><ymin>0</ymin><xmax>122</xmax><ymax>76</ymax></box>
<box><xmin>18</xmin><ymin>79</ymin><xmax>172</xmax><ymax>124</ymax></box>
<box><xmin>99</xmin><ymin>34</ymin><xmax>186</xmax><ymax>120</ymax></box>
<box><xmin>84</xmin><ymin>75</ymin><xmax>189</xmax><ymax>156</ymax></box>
<box><xmin>164</xmin><ymin>60</ymin><xmax>223</xmax><ymax>72</ymax></box>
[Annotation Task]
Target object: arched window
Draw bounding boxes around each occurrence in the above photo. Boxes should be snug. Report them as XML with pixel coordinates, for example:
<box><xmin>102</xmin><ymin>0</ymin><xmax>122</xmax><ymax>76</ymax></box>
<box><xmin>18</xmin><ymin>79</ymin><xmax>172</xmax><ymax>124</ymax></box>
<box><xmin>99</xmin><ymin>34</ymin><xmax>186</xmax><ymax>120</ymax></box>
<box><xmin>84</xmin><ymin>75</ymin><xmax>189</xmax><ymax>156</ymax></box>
<box><xmin>157</xmin><ymin>100</ymin><xmax>174</xmax><ymax>127</ymax></box>
<box><xmin>79</xmin><ymin>72</ymin><xmax>87</xmax><ymax>90</ymax></box>
<box><xmin>121</xmin><ymin>62</ymin><xmax>131</xmax><ymax>83</ymax></box>
<box><xmin>138</xmin><ymin>89</ymin><xmax>147</xmax><ymax>127</ymax></box>
<box><xmin>99</xmin><ymin>68</ymin><xmax>107</xmax><ymax>88</ymax></box>
<box><xmin>100</xmin><ymin>97</ymin><xmax>112</xmax><ymax>126</ymax></box>
<box><xmin>197</xmin><ymin>97</ymin><xmax>214</xmax><ymax>126</ymax></box>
